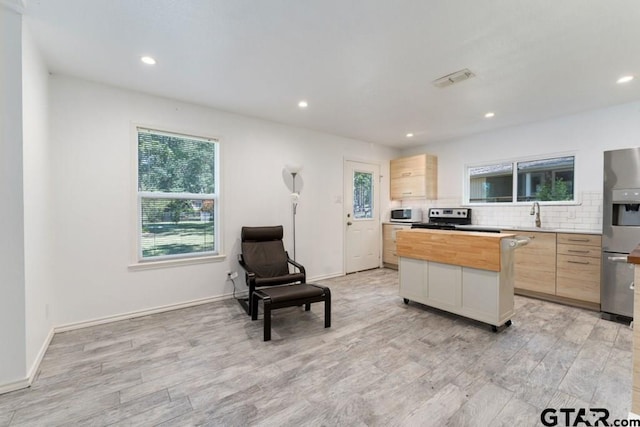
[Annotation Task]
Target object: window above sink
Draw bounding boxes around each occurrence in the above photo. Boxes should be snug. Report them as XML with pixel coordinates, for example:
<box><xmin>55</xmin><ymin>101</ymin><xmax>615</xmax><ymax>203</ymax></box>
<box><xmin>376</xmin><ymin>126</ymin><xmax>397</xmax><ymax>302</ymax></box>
<box><xmin>464</xmin><ymin>153</ymin><xmax>576</xmax><ymax>205</ymax></box>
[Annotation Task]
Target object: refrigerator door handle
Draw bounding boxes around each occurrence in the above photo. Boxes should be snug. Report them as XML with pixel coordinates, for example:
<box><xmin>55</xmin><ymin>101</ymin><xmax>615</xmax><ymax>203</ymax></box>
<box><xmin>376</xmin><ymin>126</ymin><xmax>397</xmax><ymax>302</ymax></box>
<box><xmin>607</xmin><ymin>256</ymin><xmax>629</xmax><ymax>262</ymax></box>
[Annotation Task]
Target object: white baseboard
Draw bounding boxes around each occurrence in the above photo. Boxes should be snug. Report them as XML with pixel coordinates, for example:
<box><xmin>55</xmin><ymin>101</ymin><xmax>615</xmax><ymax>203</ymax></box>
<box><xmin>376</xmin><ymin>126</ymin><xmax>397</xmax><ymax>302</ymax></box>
<box><xmin>51</xmin><ymin>275</ymin><xmax>346</xmax><ymax>333</ymax></box>
<box><xmin>630</xmin><ymin>411</ymin><xmax>640</xmax><ymax>420</ymax></box>
<box><xmin>54</xmin><ymin>293</ymin><xmax>234</xmax><ymax>333</ymax></box>
<box><xmin>0</xmin><ymin>328</ymin><xmax>55</xmax><ymax>395</ymax></box>
<box><xmin>308</xmin><ymin>272</ymin><xmax>344</xmax><ymax>282</ymax></box>
<box><xmin>0</xmin><ymin>377</ymin><xmax>30</xmax><ymax>395</ymax></box>
<box><xmin>27</xmin><ymin>327</ymin><xmax>55</xmax><ymax>383</ymax></box>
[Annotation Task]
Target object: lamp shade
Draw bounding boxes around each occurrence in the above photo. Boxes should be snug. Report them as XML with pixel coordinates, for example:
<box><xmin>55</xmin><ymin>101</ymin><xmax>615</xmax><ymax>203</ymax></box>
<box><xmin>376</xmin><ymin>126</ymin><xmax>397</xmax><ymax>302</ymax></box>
<box><xmin>286</xmin><ymin>164</ymin><xmax>302</xmax><ymax>175</ymax></box>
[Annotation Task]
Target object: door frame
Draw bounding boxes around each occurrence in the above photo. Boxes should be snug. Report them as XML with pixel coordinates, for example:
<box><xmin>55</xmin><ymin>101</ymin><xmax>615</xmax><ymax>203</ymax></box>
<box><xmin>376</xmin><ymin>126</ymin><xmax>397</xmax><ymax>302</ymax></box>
<box><xmin>343</xmin><ymin>158</ymin><xmax>382</xmax><ymax>274</ymax></box>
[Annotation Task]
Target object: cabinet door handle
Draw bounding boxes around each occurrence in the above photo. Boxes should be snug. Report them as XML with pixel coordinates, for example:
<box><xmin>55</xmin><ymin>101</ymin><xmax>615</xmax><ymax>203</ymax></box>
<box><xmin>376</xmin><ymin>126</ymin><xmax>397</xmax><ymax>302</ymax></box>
<box><xmin>392</xmin><ymin>252</ymin><xmax>397</xmax><ymax>256</ymax></box>
<box><xmin>568</xmin><ymin>260</ymin><xmax>590</xmax><ymax>265</ymax></box>
<box><xmin>402</xmin><ymin>192</ymin><xmax>412</xmax><ymax>195</ymax></box>
<box><xmin>567</xmin><ymin>250</ymin><xmax>590</xmax><ymax>254</ymax></box>
<box><xmin>567</xmin><ymin>238</ymin><xmax>590</xmax><ymax>242</ymax></box>
<box><xmin>401</xmin><ymin>172</ymin><xmax>412</xmax><ymax>177</ymax></box>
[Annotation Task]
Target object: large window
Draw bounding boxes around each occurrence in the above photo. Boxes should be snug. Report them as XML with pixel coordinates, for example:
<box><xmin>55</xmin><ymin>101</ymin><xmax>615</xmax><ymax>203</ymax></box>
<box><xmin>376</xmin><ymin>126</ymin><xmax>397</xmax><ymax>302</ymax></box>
<box><xmin>137</xmin><ymin>127</ymin><xmax>218</xmax><ymax>261</ymax></box>
<box><xmin>467</xmin><ymin>155</ymin><xmax>574</xmax><ymax>204</ymax></box>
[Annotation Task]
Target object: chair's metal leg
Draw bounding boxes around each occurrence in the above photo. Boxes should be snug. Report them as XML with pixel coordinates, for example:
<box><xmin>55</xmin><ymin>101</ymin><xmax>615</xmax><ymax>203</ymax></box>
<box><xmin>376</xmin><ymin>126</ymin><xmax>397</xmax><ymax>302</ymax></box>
<box><xmin>325</xmin><ymin>289</ymin><xmax>331</xmax><ymax>328</ymax></box>
<box><xmin>264</xmin><ymin>299</ymin><xmax>272</xmax><ymax>341</ymax></box>
<box><xmin>237</xmin><ymin>298</ymin><xmax>250</xmax><ymax>315</ymax></box>
<box><xmin>247</xmin><ymin>282</ymin><xmax>255</xmax><ymax>316</ymax></box>
<box><xmin>251</xmin><ymin>292</ymin><xmax>259</xmax><ymax>320</ymax></box>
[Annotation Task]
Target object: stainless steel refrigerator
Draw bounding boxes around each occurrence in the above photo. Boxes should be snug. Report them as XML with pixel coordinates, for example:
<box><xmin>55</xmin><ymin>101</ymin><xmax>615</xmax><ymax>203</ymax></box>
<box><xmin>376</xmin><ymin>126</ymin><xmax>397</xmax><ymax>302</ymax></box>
<box><xmin>602</xmin><ymin>148</ymin><xmax>640</xmax><ymax>320</ymax></box>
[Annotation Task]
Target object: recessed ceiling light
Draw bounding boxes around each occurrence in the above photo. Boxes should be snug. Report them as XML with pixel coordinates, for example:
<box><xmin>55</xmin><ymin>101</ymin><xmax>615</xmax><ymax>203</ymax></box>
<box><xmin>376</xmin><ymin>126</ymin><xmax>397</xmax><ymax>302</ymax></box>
<box><xmin>298</xmin><ymin>100</ymin><xmax>308</xmax><ymax>108</ymax></box>
<box><xmin>406</xmin><ymin>133</ymin><xmax>414</xmax><ymax>138</ymax></box>
<box><xmin>140</xmin><ymin>56</ymin><xmax>156</xmax><ymax>65</ymax></box>
<box><xmin>484</xmin><ymin>112</ymin><xmax>495</xmax><ymax>118</ymax></box>
<box><xmin>617</xmin><ymin>75</ymin><xmax>634</xmax><ymax>84</ymax></box>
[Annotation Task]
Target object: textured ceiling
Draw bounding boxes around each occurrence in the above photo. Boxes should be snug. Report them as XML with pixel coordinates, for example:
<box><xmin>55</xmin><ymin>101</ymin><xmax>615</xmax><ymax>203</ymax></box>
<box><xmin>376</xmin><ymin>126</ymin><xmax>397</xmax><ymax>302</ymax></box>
<box><xmin>23</xmin><ymin>0</ymin><xmax>640</xmax><ymax>147</ymax></box>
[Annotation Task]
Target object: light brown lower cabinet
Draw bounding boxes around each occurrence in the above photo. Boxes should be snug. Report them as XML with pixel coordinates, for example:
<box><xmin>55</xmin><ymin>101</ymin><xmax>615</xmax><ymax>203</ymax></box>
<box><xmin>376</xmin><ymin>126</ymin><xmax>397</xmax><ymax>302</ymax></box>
<box><xmin>503</xmin><ymin>230</ymin><xmax>602</xmax><ymax>309</ymax></box>
<box><xmin>555</xmin><ymin>233</ymin><xmax>602</xmax><ymax>303</ymax></box>
<box><xmin>383</xmin><ymin>223</ymin><xmax>411</xmax><ymax>268</ymax></box>
<box><xmin>503</xmin><ymin>230</ymin><xmax>557</xmax><ymax>295</ymax></box>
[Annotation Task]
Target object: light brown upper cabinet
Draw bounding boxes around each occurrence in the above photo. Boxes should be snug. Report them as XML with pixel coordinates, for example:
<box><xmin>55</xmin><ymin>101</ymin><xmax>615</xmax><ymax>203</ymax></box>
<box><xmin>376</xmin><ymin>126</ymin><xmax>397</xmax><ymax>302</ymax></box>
<box><xmin>390</xmin><ymin>154</ymin><xmax>437</xmax><ymax>200</ymax></box>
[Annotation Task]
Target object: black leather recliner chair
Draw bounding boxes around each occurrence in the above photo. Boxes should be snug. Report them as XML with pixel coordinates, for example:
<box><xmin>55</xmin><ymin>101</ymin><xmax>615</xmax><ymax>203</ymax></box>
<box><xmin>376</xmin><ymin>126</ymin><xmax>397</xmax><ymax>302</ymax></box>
<box><xmin>238</xmin><ymin>225</ymin><xmax>331</xmax><ymax>341</ymax></box>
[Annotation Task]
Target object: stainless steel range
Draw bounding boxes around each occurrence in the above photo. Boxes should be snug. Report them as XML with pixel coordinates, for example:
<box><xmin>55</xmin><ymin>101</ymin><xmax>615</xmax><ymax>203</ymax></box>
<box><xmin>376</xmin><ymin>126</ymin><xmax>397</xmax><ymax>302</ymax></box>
<box><xmin>602</xmin><ymin>148</ymin><xmax>639</xmax><ymax>320</ymax></box>
<box><xmin>411</xmin><ymin>208</ymin><xmax>472</xmax><ymax>230</ymax></box>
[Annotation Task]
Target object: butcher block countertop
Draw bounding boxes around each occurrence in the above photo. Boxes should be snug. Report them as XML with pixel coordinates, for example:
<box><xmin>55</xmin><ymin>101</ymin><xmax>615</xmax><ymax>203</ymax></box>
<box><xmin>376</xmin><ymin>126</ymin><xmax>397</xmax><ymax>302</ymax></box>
<box><xmin>396</xmin><ymin>229</ymin><xmax>516</xmax><ymax>272</ymax></box>
<box><xmin>628</xmin><ymin>245</ymin><xmax>640</xmax><ymax>264</ymax></box>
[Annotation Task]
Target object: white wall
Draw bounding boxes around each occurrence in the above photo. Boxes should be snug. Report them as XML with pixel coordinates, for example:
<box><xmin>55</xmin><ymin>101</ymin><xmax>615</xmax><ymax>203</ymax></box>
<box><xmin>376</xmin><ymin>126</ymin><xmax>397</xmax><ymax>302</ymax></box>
<box><xmin>0</xmin><ymin>5</ymin><xmax>27</xmax><ymax>386</ymax></box>
<box><xmin>49</xmin><ymin>75</ymin><xmax>398</xmax><ymax>326</ymax></box>
<box><xmin>22</xmin><ymin>22</ymin><xmax>54</xmax><ymax>375</ymax></box>
<box><xmin>403</xmin><ymin>101</ymin><xmax>640</xmax><ymax>231</ymax></box>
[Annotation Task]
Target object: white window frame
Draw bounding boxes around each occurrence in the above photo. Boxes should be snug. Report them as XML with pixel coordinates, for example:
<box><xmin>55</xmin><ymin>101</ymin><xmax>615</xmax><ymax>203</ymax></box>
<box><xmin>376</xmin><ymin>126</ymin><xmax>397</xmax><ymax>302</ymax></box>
<box><xmin>463</xmin><ymin>152</ymin><xmax>578</xmax><ymax>206</ymax></box>
<box><xmin>129</xmin><ymin>125</ymin><xmax>224</xmax><ymax>270</ymax></box>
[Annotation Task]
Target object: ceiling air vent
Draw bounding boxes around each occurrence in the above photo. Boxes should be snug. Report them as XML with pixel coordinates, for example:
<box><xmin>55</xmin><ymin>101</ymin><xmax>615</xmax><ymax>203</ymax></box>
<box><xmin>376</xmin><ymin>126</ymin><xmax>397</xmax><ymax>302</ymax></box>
<box><xmin>432</xmin><ymin>68</ymin><xmax>475</xmax><ymax>88</ymax></box>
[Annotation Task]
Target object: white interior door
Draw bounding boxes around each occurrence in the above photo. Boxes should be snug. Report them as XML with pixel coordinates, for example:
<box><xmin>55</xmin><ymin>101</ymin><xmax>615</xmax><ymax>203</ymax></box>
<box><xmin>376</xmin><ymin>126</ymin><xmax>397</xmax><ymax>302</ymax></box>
<box><xmin>344</xmin><ymin>160</ymin><xmax>380</xmax><ymax>273</ymax></box>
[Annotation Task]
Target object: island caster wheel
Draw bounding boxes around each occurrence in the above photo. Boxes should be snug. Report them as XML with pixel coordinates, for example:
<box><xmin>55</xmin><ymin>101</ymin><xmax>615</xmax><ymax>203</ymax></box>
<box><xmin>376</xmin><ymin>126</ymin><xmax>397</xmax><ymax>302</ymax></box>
<box><xmin>491</xmin><ymin>325</ymin><xmax>498</xmax><ymax>333</ymax></box>
<box><xmin>403</xmin><ymin>298</ymin><xmax>410</xmax><ymax>305</ymax></box>
<box><xmin>505</xmin><ymin>320</ymin><xmax>513</xmax><ymax>327</ymax></box>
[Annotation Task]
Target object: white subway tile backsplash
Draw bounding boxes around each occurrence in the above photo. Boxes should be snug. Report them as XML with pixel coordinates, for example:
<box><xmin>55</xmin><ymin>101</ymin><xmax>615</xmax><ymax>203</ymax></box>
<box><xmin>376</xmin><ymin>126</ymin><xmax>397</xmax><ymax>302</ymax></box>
<box><xmin>413</xmin><ymin>191</ymin><xmax>602</xmax><ymax>232</ymax></box>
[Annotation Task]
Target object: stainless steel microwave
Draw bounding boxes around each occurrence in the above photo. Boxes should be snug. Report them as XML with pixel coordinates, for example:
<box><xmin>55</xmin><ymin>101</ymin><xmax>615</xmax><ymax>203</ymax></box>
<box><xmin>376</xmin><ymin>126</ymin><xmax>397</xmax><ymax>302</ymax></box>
<box><xmin>390</xmin><ymin>208</ymin><xmax>422</xmax><ymax>223</ymax></box>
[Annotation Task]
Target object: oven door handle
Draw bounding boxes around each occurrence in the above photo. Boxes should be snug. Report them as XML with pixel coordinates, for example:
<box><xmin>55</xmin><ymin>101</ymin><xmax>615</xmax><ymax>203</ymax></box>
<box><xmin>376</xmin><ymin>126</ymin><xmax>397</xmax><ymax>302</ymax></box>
<box><xmin>607</xmin><ymin>256</ymin><xmax>629</xmax><ymax>263</ymax></box>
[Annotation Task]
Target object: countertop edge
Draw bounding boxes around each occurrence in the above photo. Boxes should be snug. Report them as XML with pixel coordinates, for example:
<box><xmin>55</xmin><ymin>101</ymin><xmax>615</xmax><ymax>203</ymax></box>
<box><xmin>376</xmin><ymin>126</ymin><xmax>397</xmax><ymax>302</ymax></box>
<box><xmin>382</xmin><ymin>222</ymin><xmax>601</xmax><ymax>235</ymax></box>
<box><xmin>398</xmin><ymin>228</ymin><xmax>516</xmax><ymax>239</ymax></box>
<box><xmin>499</xmin><ymin>228</ymin><xmax>602</xmax><ymax>235</ymax></box>
<box><xmin>628</xmin><ymin>245</ymin><xmax>640</xmax><ymax>264</ymax></box>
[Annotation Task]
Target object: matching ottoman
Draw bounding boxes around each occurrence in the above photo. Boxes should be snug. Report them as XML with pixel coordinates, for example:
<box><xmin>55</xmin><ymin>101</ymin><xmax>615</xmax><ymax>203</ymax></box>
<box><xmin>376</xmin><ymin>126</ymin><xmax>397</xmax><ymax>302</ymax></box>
<box><xmin>251</xmin><ymin>283</ymin><xmax>331</xmax><ymax>341</ymax></box>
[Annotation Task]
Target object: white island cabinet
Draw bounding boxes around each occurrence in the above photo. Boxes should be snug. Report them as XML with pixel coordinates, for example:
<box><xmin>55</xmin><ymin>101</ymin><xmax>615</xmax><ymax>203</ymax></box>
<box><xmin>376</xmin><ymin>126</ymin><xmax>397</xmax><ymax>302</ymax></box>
<box><xmin>397</xmin><ymin>229</ymin><xmax>527</xmax><ymax>330</ymax></box>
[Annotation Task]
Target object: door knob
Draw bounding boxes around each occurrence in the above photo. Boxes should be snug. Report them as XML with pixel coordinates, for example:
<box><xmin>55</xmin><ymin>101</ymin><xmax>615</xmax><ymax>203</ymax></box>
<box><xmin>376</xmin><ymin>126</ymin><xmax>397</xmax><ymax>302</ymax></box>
<box><xmin>347</xmin><ymin>221</ymin><xmax>353</xmax><ymax>226</ymax></box>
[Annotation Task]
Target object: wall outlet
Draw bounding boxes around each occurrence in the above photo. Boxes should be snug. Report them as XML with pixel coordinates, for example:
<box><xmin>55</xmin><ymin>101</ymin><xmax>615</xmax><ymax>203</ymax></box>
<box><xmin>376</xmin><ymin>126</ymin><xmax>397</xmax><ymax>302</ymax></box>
<box><xmin>229</xmin><ymin>271</ymin><xmax>239</xmax><ymax>279</ymax></box>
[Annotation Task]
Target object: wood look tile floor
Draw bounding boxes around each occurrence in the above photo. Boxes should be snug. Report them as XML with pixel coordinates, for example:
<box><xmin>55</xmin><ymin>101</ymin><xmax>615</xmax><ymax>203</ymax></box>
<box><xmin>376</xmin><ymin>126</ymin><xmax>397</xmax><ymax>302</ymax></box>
<box><xmin>0</xmin><ymin>268</ymin><xmax>633</xmax><ymax>426</ymax></box>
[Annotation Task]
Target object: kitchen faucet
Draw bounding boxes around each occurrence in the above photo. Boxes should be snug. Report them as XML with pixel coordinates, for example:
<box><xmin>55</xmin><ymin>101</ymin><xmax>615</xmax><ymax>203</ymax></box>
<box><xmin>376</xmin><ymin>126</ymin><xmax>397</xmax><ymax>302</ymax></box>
<box><xmin>530</xmin><ymin>202</ymin><xmax>541</xmax><ymax>228</ymax></box>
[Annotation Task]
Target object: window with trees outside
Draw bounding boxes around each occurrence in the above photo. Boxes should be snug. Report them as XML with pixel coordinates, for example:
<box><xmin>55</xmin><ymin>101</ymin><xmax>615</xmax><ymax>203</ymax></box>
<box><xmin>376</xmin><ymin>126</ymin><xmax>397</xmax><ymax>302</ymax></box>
<box><xmin>353</xmin><ymin>171</ymin><xmax>373</xmax><ymax>219</ymax></box>
<box><xmin>466</xmin><ymin>155</ymin><xmax>574</xmax><ymax>204</ymax></box>
<box><xmin>137</xmin><ymin>127</ymin><xmax>218</xmax><ymax>261</ymax></box>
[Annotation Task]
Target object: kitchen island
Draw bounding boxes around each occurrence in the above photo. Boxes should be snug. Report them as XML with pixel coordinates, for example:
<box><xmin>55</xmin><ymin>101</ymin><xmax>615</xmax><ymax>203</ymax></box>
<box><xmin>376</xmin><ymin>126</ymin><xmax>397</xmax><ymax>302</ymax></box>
<box><xmin>396</xmin><ymin>228</ymin><xmax>525</xmax><ymax>331</ymax></box>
